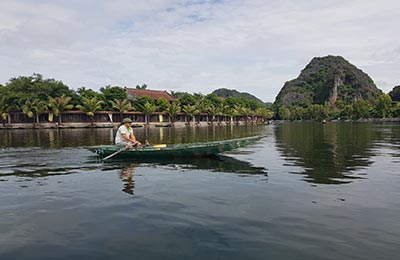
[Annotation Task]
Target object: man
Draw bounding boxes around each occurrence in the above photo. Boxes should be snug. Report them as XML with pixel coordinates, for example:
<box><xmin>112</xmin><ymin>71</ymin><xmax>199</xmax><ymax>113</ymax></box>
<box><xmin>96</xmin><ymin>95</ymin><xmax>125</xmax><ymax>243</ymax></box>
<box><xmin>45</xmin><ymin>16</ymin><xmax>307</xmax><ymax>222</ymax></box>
<box><xmin>115</xmin><ymin>118</ymin><xmax>142</xmax><ymax>147</ymax></box>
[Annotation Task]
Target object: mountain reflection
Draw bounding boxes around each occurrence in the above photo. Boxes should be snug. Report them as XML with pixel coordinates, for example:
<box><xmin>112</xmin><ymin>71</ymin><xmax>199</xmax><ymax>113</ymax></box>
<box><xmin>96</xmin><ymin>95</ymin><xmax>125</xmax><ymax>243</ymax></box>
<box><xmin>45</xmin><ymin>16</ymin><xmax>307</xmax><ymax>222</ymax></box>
<box><xmin>275</xmin><ymin>123</ymin><xmax>380</xmax><ymax>184</ymax></box>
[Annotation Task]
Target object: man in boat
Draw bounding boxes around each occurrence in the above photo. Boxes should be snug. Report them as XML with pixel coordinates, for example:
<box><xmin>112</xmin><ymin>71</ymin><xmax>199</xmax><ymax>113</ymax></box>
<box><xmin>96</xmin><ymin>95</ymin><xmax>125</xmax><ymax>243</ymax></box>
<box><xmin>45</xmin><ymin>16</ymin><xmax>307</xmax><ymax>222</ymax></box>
<box><xmin>115</xmin><ymin>118</ymin><xmax>142</xmax><ymax>147</ymax></box>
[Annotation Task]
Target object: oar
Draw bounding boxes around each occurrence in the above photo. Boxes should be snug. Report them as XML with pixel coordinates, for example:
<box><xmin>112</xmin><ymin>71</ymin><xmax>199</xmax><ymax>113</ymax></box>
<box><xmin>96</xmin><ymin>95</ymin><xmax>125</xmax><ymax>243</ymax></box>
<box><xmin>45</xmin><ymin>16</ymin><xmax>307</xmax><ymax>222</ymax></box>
<box><xmin>103</xmin><ymin>146</ymin><xmax>128</xmax><ymax>161</ymax></box>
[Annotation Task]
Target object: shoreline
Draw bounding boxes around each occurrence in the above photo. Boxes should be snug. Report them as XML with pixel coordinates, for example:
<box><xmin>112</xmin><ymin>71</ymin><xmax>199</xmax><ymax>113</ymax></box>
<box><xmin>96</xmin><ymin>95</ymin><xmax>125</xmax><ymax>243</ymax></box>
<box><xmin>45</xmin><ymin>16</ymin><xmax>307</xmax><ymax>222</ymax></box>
<box><xmin>0</xmin><ymin>121</ymin><xmax>262</xmax><ymax>130</ymax></box>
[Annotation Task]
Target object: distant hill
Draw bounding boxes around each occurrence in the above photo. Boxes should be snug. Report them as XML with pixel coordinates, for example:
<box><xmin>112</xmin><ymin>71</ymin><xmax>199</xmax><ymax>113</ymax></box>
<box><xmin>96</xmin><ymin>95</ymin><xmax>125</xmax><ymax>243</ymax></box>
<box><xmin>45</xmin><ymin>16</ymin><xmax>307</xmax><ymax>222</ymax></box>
<box><xmin>274</xmin><ymin>55</ymin><xmax>382</xmax><ymax>108</ymax></box>
<box><xmin>212</xmin><ymin>88</ymin><xmax>267</xmax><ymax>105</ymax></box>
<box><xmin>389</xmin><ymin>85</ymin><xmax>400</xmax><ymax>101</ymax></box>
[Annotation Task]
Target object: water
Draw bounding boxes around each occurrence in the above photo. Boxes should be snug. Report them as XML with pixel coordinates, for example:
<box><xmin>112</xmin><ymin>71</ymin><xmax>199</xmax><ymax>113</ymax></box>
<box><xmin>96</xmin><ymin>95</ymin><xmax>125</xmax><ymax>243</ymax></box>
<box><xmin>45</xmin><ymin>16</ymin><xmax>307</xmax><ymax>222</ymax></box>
<box><xmin>1</xmin><ymin>123</ymin><xmax>399</xmax><ymax>259</ymax></box>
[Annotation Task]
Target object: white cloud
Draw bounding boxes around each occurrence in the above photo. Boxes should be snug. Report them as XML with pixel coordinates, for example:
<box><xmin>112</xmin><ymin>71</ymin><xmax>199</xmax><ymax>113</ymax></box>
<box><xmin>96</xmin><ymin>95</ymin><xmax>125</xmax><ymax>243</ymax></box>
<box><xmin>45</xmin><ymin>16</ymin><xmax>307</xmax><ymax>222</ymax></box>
<box><xmin>0</xmin><ymin>0</ymin><xmax>399</xmax><ymax>101</ymax></box>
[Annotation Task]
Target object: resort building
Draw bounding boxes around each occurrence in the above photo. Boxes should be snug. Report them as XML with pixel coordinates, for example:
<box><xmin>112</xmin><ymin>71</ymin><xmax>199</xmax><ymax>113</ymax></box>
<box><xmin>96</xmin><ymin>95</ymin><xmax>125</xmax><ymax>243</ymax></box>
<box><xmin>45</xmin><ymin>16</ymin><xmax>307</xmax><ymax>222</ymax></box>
<box><xmin>125</xmin><ymin>88</ymin><xmax>175</xmax><ymax>102</ymax></box>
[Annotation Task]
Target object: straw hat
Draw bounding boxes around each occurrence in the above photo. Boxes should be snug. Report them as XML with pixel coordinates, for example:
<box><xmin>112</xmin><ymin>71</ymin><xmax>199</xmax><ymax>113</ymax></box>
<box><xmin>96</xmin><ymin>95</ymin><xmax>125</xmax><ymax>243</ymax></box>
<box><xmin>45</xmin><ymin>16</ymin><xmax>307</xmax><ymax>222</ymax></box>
<box><xmin>122</xmin><ymin>118</ymin><xmax>133</xmax><ymax>123</ymax></box>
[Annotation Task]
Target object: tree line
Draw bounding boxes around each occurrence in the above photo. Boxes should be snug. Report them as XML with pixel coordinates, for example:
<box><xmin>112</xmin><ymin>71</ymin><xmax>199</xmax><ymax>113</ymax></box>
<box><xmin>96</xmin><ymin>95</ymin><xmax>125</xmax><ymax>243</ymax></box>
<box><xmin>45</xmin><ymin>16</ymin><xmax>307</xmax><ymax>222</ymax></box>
<box><xmin>0</xmin><ymin>74</ymin><xmax>274</xmax><ymax>125</ymax></box>
<box><xmin>276</xmin><ymin>94</ymin><xmax>400</xmax><ymax>121</ymax></box>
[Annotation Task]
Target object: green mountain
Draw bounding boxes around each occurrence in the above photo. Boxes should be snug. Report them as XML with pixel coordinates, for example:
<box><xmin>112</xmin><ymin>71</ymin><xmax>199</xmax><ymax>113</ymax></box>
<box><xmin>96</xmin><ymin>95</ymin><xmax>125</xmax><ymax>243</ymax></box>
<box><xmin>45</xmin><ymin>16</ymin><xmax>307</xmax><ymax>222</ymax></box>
<box><xmin>274</xmin><ymin>55</ymin><xmax>382</xmax><ymax>108</ymax></box>
<box><xmin>212</xmin><ymin>88</ymin><xmax>266</xmax><ymax>105</ymax></box>
<box><xmin>389</xmin><ymin>85</ymin><xmax>400</xmax><ymax>101</ymax></box>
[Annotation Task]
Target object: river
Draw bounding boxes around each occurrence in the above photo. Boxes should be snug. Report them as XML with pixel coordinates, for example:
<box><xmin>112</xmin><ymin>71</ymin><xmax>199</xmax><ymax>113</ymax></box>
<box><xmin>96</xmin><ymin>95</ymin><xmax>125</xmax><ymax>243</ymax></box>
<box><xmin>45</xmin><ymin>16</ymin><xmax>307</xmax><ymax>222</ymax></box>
<box><xmin>1</xmin><ymin>123</ymin><xmax>399</xmax><ymax>259</ymax></box>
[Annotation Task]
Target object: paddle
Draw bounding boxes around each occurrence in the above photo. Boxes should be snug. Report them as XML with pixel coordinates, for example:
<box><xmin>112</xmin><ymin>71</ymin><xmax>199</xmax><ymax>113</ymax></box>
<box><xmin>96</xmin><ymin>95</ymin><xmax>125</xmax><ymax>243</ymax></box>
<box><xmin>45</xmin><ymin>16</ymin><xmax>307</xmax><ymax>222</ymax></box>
<box><xmin>102</xmin><ymin>146</ymin><xmax>129</xmax><ymax>161</ymax></box>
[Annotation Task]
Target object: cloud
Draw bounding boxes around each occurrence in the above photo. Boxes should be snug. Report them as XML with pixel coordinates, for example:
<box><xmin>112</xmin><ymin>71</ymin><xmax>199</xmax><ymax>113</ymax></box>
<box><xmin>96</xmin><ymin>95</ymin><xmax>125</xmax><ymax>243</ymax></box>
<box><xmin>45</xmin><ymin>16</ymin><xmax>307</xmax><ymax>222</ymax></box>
<box><xmin>0</xmin><ymin>0</ymin><xmax>399</xmax><ymax>101</ymax></box>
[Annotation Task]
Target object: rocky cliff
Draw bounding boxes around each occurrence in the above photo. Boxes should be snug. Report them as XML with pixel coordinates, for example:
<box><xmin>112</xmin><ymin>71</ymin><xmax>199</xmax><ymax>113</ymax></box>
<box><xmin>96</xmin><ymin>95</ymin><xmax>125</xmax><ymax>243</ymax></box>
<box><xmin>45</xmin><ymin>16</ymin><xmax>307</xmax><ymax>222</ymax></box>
<box><xmin>274</xmin><ymin>56</ymin><xmax>382</xmax><ymax>108</ymax></box>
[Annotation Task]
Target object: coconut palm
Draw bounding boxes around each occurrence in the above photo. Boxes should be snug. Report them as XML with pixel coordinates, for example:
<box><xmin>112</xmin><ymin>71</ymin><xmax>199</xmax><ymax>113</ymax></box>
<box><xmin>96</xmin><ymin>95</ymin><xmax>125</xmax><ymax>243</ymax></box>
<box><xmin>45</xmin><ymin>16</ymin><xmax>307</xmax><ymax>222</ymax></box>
<box><xmin>194</xmin><ymin>99</ymin><xmax>210</xmax><ymax>125</ymax></box>
<box><xmin>76</xmin><ymin>97</ymin><xmax>104</xmax><ymax>126</ymax></box>
<box><xmin>48</xmin><ymin>95</ymin><xmax>74</xmax><ymax>124</ymax></box>
<box><xmin>233</xmin><ymin>105</ymin><xmax>246</xmax><ymax>125</ymax></box>
<box><xmin>22</xmin><ymin>99</ymin><xmax>48</xmax><ymax>125</ymax></box>
<box><xmin>182</xmin><ymin>105</ymin><xmax>198</xmax><ymax>126</ymax></box>
<box><xmin>224</xmin><ymin>107</ymin><xmax>236</xmax><ymax>125</ymax></box>
<box><xmin>0</xmin><ymin>96</ymin><xmax>10</xmax><ymax>126</ymax></box>
<box><xmin>255</xmin><ymin>107</ymin><xmax>274</xmax><ymax>124</ymax></box>
<box><xmin>139</xmin><ymin>102</ymin><xmax>158</xmax><ymax>125</ymax></box>
<box><xmin>164</xmin><ymin>102</ymin><xmax>181</xmax><ymax>125</ymax></box>
<box><xmin>110</xmin><ymin>98</ymin><xmax>132</xmax><ymax>121</ymax></box>
<box><xmin>217</xmin><ymin>103</ymin><xmax>229</xmax><ymax>124</ymax></box>
<box><xmin>207</xmin><ymin>105</ymin><xmax>220</xmax><ymax>125</ymax></box>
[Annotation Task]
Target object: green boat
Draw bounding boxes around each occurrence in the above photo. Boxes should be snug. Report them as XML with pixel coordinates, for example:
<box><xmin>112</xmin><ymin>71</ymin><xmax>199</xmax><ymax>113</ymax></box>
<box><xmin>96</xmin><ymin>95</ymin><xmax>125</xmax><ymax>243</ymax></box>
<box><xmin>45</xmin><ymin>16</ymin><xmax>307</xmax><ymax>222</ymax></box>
<box><xmin>86</xmin><ymin>135</ymin><xmax>264</xmax><ymax>159</ymax></box>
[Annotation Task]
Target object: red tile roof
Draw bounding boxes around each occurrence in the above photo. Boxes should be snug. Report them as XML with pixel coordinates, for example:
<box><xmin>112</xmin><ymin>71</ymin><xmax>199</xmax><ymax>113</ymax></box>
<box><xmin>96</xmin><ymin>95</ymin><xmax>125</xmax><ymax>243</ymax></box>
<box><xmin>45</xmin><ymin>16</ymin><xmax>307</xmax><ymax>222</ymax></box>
<box><xmin>126</xmin><ymin>89</ymin><xmax>175</xmax><ymax>102</ymax></box>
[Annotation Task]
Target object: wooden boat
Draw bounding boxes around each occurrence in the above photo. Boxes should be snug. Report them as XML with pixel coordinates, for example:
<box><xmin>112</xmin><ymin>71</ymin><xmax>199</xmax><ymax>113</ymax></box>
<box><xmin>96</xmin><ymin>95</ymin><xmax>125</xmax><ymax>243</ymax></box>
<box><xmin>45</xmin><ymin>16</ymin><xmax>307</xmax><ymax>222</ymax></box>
<box><xmin>86</xmin><ymin>135</ymin><xmax>264</xmax><ymax>159</ymax></box>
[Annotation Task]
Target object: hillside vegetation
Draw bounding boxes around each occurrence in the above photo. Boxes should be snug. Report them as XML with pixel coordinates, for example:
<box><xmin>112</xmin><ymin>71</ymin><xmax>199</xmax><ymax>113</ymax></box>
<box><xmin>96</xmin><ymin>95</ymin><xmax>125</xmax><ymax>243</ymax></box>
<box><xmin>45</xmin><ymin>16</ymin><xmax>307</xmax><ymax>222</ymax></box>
<box><xmin>274</xmin><ymin>56</ymin><xmax>382</xmax><ymax>108</ymax></box>
<box><xmin>273</xmin><ymin>56</ymin><xmax>399</xmax><ymax>120</ymax></box>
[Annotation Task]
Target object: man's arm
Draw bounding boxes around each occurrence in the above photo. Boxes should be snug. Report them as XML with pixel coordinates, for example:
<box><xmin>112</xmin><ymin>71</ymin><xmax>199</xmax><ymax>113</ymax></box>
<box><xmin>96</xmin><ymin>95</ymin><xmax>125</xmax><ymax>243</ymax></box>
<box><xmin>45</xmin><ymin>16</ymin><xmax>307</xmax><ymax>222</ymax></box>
<box><xmin>121</xmin><ymin>132</ymin><xmax>141</xmax><ymax>145</ymax></box>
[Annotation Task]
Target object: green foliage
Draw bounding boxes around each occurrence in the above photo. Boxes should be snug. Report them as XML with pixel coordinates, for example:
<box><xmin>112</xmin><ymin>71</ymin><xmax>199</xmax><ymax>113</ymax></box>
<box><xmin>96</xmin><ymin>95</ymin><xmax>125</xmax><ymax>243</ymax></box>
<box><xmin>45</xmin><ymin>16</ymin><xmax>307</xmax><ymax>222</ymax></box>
<box><xmin>342</xmin><ymin>105</ymin><xmax>354</xmax><ymax>119</ymax></box>
<box><xmin>48</xmin><ymin>95</ymin><xmax>73</xmax><ymax>116</ymax></box>
<box><xmin>391</xmin><ymin>102</ymin><xmax>400</xmax><ymax>117</ymax></box>
<box><xmin>278</xmin><ymin>107</ymin><xmax>291</xmax><ymax>120</ymax></box>
<box><xmin>133</xmin><ymin>96</ymin><xmax>154</xmax><ymax>111</ymax></box>
<box><xmin>290</xmin><ymin>106</ymin><xmax>306</xmax><ymax>120</ymax></box>
<box><xmin>77</xmin><ymin>87</ymin><xmax>102</xmax><ymax>101</ymax></box>
<box><xmin>178</xmin><ymin>93</ymin><xmax>196</xmax><ymax>107</ymax></box>
<box><xmin>137</xmin><ymin>102</ymin><xmax>158</xmax><ymax>125</ymax></box>
<box><xmin>48</xmin><ymin>95</ymin><xmax>74</xmax><ymax>124</ymax></box>
<box><xmin>353</xmin><ymin>99</ymin><xmax>372</xmax><ymax>119</ymax></box>
<box><xmin>274</xmin><ymin>56</ymin><xmax>382</xmax><ymax>108</ymax></box>
<box><xmin>374</xmin><ymin>94</ymin><xmax>392</xmax><ymax>118</ymax></box>
<box><xmin>389</xmin><ymin>86</ymin><xmax>400</xmax><ymax>102</ymax></box>
<box><xmin>182</xmin><ymin>105</ymin><xmax>198</xmax><ymax>125</ymax></box>
<box><xmin>306</xmin><ymin>104</ymin><xmax>328</xmax><ymax>121</ymax></box>
<box><xmin>255</xmin><ymin>107</ymin><xmax>274</xmax><ymax>122</ymax></box>
<box><xmin>212</xmin><ymin>88</ymin><xmax>265</xmax><ymax>105</ymax></box>
<box><xmin>1</xmin><ymin>74</ymin><xmax>75</xmax><ymax>110</ymax></box>
<box><xmin>110</xmin><ymin>99</ymin><xmax>132</xmax><ymax>113</ymax></box>
<box><xmin>204</xmin><ymin>94</ymin><xmax>221</xmax><ymax>108</ymax></box>
<box><xmin>170</xmin><ymin>91</ymin><xmax>187</xmax><ymax>99</ymax></box>
<box><xmin>164</xmin><ymin>102</ymin><xmax>181</xmax><ymax>124</ymax></box>
<box><xmin>76</xmin><ymin>97</ymin><xmax>104</xmax><ymax>125</ymax></box>
<box><xmin>156</xmin><ymin>97</ymin><xmax>170</xmax><ymax>112</ymax></box>
<box><xmin>194</xmin><ymin>98</ymin><xmax>210</xmax><ymax>114</ymax></box>
<box><xmin>100</xmin><ymin>86</ymin><xmax>127</xmax><ymax>110</ymax></box>
<box><xmin>22</xmin><ymin>99</ymin><xmax>48</xmax><ymax>124</ymax></box>
<box><xmin>0</xmin><ymin>96</ymin><xmax>10</xmax><ymax>123</ymax></box>
<box><xmin>135</xmin><ymin>84</ymin><xmax>147</xmax><ymax>90</ymax></box>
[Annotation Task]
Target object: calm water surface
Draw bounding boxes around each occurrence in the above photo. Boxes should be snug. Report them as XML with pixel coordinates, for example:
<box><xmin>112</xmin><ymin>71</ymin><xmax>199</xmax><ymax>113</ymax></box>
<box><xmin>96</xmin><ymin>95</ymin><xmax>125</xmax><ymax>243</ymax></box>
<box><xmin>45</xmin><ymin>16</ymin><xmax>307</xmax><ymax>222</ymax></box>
<box><xmin>1</xmin><ymin>123</ymin><xmax>399</xmax><ymax>259</ymax></box>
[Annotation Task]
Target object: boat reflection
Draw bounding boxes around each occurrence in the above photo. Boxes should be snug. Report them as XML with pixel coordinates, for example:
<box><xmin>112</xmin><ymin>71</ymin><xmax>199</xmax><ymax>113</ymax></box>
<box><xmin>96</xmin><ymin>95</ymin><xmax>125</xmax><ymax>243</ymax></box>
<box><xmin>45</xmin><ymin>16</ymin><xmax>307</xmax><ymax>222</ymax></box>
<box><xmin>102</xmin><ymin>155</ymin><xmax>267</xmax><ymax>175</ymax></box>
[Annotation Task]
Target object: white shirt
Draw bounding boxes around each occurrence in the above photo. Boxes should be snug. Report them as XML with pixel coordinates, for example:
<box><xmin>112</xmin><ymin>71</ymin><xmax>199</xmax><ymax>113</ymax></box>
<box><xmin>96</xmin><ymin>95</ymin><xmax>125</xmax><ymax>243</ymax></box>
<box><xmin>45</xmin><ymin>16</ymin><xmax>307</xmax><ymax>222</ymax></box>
<box><xmin>115</xmin><ymin>125</ymin><xmax>134</xmax><ymax>145</ymax></box>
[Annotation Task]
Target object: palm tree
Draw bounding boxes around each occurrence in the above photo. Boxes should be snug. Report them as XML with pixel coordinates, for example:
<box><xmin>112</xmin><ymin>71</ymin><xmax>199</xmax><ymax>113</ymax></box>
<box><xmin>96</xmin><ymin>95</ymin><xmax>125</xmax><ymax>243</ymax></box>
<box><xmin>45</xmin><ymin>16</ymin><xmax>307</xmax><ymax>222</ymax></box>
<box><xmin>182</xmin><ymin>105</ymin><xmax>198</xmax><ymax>127</ymax></box>
<box><xmin>110</xmin><ymin>98</ymin><xmax>132</xmax><ymax>121</ymax></box>
<box><xmin>224</xmin><ymin>107</ymin><xmax>236</xmax><ymax>125</ymax></box>
<box><xmin>76</xmin><ymin>97</ymin><xmax>104</xmax><ymax>126</ymax></box>
<box><xmin>139</xmin><ymin>102</ymin><xmax>158</xmax><ymax>125</ymax></box>
<box><xmin>48</xmin><ymin>95</ymin><xmax>74</xmax><ymax>125</ymax></box>
<box><xmin>207</xmin><ymin>105</ymin><xmax>219</xmax><ymax>125</ymax></box>
<box><xmin>233</xmin><ymin>105</ymin><xmax>245</xmax><ymax>125</ymax></box>
<box><xmin>0</xmin><ymin>96</ymin><xmax>9</xmax><ymax>126</ymax></box>
<box><xmin>164</xmin><ymin>102</ymin><xmax>181</xmax><ymax>126</ymax></box>
<box><xmin>22</xmin><ymin>99</ymin><xmax>48</xmax><ymax>125</ymax></box>
<box><xmin>217</xmin><ymin>103</ymin><xmax>229</xmax><ymax>125</ymax></box>
<box><xmin>255</xmin><ymin>107</ymin><xmax>274</xmax><ymax>124</ymax></box>
<box><xmin>194</xmin><ymin>99</ymin><xmax>209</xmax><ymax>125</ymax></box>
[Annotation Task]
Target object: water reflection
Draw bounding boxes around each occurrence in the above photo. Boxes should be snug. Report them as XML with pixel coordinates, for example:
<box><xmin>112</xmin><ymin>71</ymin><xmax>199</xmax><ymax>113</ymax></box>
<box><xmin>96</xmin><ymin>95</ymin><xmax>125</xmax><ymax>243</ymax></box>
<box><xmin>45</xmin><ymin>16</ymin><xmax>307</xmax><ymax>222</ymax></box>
<box><xmin>102</xmin><ymin>155</ymin><xmax>267</xmax><ymax>176</ymax></box>
<box><xmin>275</xmin><ymin>123</ymin><xmax>381</xmax><ymax>184</ymax></box>
<box><xmin>0</xmin><ymin>125</ymin><xmax>263</xmax><ymax>148</ymax></box>
<box><xmin>119</xmin><ymin>165</ymin><xmax>136</xmax><ymax>195</ymax></box>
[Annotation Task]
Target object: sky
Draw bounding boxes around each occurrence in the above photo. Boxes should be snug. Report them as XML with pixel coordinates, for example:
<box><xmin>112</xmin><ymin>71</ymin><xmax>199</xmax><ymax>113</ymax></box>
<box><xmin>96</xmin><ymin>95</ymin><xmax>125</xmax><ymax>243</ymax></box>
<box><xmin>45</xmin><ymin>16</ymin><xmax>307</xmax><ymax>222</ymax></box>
<box><xmin>0</xmin><ymin>0</ymin><xmax>399</xmax><ymax>102</ymax></box>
